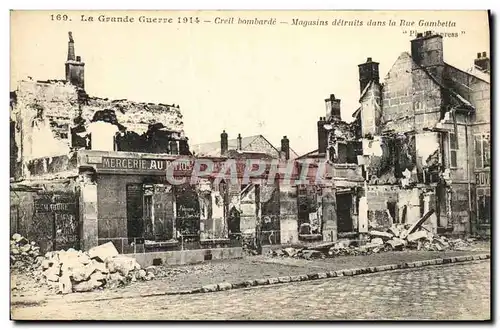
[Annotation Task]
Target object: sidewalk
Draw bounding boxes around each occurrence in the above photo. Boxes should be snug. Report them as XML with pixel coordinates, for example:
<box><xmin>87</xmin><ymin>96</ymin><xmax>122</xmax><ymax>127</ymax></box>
<box><xmin>14</xmin><ymin>241</ymin><xmax>487</xmax><ymax>305</ymax></box>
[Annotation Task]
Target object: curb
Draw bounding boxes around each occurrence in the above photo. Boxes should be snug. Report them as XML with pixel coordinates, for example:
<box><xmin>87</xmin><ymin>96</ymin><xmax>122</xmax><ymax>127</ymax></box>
<box><xmin>36</xmin><ymin>253</ymin><xmax>490</xmax><ymax>304</ymax></box>
<box><xmin>166</xmin><ymin>253</ymin><xmax>491</xmax><ymax>296</ymax></box>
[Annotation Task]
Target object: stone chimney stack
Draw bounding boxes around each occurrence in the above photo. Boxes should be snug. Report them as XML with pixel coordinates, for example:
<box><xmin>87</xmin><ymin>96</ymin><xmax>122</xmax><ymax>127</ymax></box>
<box><xmin>317</xmin><ymin>117</ymin><xmax>328</xmax><ymax>155</ymax></box>
<box><xmin>280</xmin><ymin>136</ymin><xmax>290</xmax><ymax>160</ymax></box>
<box><xmin>358</xmin><ymin>57</ymin><xmax>380</xmax><ymax>94</ymax></box>
<box><xmin>325</xmin><ymin>94</ymin><xmax>341</xmax><ymax>121</ymax></box>
<box><xmin>410</xmin><ymin>31</ymin><xmax>444</xmax><ymax>77</ymax></box>
<box><xmin>220</xmin><ymin>130</ymin><xmax>228</xmax><ymax>155</ymax></box>
<box><xmin>67</xmin><ymin>32</ymin><xmax>75</xmax><ymax>61</ymax></box>
<box><xmin>474</xmin><ymin>51</ymin><xmax>490</xmax><ymax>73</ymax></box>
<box><xmin>65</xmin><ymin>31</ymin><xmax>85</xmax><ymax>89</ymax></box>
<box><xmin>237</xmin><ymin>134</ymin><xmax>242</xmax><ymax>151</ymax></box>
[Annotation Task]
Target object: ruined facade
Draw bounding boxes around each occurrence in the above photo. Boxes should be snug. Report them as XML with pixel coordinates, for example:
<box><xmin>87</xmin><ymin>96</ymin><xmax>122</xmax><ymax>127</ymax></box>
<box><xmin>297</xmin><ymin>94</ymin><xmax>364</xmax><ymax>242</ymax></box>
<box><xmin>357</xmin><ymin>31</ymin><xmax>490</xmax><ymax>236</ymax></box>
<box><xmin>191</xmin><ymin>133</ymin><xmax>300</xmax><ymax>248</ymax></box>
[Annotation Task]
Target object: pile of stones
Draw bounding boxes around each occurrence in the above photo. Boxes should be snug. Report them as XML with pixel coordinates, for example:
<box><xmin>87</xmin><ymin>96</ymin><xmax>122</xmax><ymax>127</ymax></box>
<box><xmin>10</xmin><ymin>233</ymin><xmax>42</xmax><ymax>271</ymax></box>
<box><xmin>269</xmin><ymin>225</ymin><xmax>474</xmax><ymax>260</ymax></box>
<box><xmin>10</xmin><ymin>236</ymin><xmax>156</xmax><ymax>294</ymax></box>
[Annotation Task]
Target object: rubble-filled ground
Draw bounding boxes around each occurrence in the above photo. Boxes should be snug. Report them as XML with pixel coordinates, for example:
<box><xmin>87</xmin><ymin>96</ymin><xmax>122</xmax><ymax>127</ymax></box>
<box><xmin>11</xmin><ymin>239</ymin><xmax>489</xmax><ymax>306</ymax></box>
<box><xmin>269</xmin><ymin>221</ymin><xmax>482</xmax><ymax>261</ymax></box>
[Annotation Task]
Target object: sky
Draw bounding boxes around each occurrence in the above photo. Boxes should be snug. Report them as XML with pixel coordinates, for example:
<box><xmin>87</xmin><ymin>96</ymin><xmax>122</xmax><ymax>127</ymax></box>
<box><xmin>10</xmin><ymin>10</ymin><xmax>489</xmax><ymax>155</ymax></box>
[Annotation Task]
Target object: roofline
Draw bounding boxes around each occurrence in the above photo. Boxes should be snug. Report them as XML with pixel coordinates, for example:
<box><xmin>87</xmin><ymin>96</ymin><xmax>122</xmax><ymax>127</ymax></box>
<box><xmin>191</xmin><ymin>134</ymin><xmax>297</xmax><ymax>158</ymax></box>
<box><xmin>415</xmin><ymin>65</ymin><xmax>475</xmax><ymax>111</ymax></box>
<box><xmin>358</xmin><ymin>80</ymin><xmax>374</xmax><ymax>102</ymax></box>
<box><xmin>444</xmin><ymin>62</ymin><xmax>490</xmax><ymax>84</ymax></box>
<box><xmin>352</xmin><ymin>107</ymin><xmax>361</xmax><ymax>119</ymax></box>
<box><xmin>296</xmin><ymin>149</ymin><xmax>321</xmax><ymax>160</ymax></box>
<box><xmin>190</xmin><ymin>134</ymin><xmax>262</xmax><ymax>149</ymax></box>
<box><xmin>254</xmin><ymin>134</ymin><xmax>281</xmax><ymax>156</ymax></box>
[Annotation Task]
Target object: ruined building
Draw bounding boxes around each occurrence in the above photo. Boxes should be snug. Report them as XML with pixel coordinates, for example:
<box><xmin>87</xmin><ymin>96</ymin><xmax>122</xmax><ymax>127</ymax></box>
<box><xmin>294</xmin><ymin>31</ymin><xmax>490</xmax><ymax>243</ymax></box>
<box><xmin>10</xmin><ymin>32</ymin><xmax>330</xmax><ymax>261</ymax></box>
<box><xmin>191</xmin><ymin>133</ymin><xmax>300</xmax><ymax>247</ymax></box>
<box><xmin>357</xmin><ymin>31</ymin><xmax>490</xmax><ymax>237</ymax></box>
<box><xmin>296</xmin><ymin>94</ymin><xmax>364</xmax><ymax>240</ymax></box>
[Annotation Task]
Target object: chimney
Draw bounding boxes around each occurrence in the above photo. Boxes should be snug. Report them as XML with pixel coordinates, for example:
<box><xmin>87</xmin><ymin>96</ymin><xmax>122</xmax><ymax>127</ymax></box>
<box><xmin>237</xmin><ymin>134</ymin><xmax>242</xmax><ymax>150</ymax></box>
<box><xmin>325</xmin><ymin>94</ymin><xmax>341</xmax><ymax>121</ymax></box>
<box><xmin>474</xmin><ymin>51</ymin><xmax>490</xmax><ymax>73</ymax></box>
<box><xmin>317</xmin><ymin>117</ymin><xmax>328</xmax><ymax>155</ymax></box>
<box><xmin>220</xmin><ymin>130</ymin><xmax>228</xmax><ymax>155</ymax></box>
<box><xmin>358</xmin><ymin>57</ymin><xmax>380</xmax><ymax>94</ymax></box>
<box><xmin>65</xmin><ymin>31</ymin><xmax>85</xmax><ymax>89</ymax></box>
<box><xmin>280</xmin><ymin>136</ymin><xmax>290</xmax><ymax>160</ymax></box>
<box><xmin>179</xmin><ymin>139</ymin><xmax>190</xmax><ymax>155</ymax></box>
<box><xmin>410</xmin><ymin>31</ymin><xmax>444</xmax><ymax>76</ymax></box>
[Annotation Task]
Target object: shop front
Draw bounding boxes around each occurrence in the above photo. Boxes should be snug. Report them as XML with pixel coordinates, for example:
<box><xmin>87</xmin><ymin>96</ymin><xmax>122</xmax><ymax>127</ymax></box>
<box><xmin>77</xmin><ymin>151</ymin><xmax>238</xmax><ymax>257</ymax></box>
<box><xmin>77</xmin><ymin>150</ymin><xmax>291</xmax><ymax>265</ymax></box>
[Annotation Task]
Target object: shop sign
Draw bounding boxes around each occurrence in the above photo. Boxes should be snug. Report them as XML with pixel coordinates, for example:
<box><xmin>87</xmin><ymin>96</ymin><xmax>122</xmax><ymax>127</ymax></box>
<box><xmin>34</xmin><ymin>192</ymin><xmax>76</xmax><ymax>214</ymax></box>
<box><xmin>475</xmin><ymin>171</ymin><xmax>490</xmax><ymax>186</ymax></box>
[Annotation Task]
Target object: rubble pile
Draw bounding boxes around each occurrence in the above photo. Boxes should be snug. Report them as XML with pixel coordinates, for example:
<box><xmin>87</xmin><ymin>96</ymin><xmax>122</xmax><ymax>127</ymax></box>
<box><xmin>359</xmin><ymin>224</ymin><xmax>474</xmax><ymax>254</ymax></box>
<box><xmin>269</xmin><ymin>222</ymin><xmax>475</xmax><ymax>260</ymax></box>
<box><xmin>268</xmin><ymin>246</ymin><xmax>326</xmax><ymax>260</ymax></box>
<box><xmin>10</xmin><ymin>233</ymin><xmax>42</xmax><ymax>272</ymax></box>
<box><xmin>10</xmin><ymin>236</ymin><xmax>155</xmax><ymax>294</ymax></box>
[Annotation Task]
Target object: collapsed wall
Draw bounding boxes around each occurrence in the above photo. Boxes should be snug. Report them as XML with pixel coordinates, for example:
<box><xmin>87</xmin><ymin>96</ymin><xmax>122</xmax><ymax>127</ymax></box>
<box><xmin>11</xmin><ymin>80</ymin><xmax>187</xmax><ymax>178</ymax></box>
<box><xmin>11</xmin><ymin>81</ymin><xmax>79</xmax><ymax>161</ymax></box>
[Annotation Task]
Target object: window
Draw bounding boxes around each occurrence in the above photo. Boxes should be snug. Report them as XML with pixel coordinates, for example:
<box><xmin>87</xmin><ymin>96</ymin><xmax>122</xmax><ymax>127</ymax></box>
<box><xmin>477</xmin><ymin>188</ymin><xmax>491</xmax><ymax>224</ymax></box>
<box><xmin>475</xmin><ymin>134</ymin><xmax>490</xmax><ymax>169</ymax></box>
<box><xmin>449</xmin><ymin>132</ymin><xmax>458</xmax><ymax>168</ymax></box>
<box><xmin>337</xmin><ymin>143</ymin><xmax>347</xmax><ymax>163</ymax></box>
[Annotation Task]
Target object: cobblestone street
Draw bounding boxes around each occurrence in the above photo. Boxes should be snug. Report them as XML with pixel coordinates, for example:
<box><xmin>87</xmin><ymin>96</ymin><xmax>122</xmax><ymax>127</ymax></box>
<box><xmin>12</xmin><ymin>260</ymin><xmax>490</xmax><ymax>321</ymax></box>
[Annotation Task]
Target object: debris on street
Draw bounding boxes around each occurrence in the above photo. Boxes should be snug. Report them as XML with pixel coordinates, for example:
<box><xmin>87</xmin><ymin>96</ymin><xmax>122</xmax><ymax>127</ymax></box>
<box><xmin>10</xmin><ymin>235</ymin><xmax>155</xmax><ymax>295</ymax></box>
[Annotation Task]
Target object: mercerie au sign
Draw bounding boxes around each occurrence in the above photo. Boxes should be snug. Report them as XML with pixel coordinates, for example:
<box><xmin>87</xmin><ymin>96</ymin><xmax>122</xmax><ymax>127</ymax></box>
<box><xmin>99</xmin><ymin>157</ymin><xmax>194</xmax><ymax>175</ymax></box>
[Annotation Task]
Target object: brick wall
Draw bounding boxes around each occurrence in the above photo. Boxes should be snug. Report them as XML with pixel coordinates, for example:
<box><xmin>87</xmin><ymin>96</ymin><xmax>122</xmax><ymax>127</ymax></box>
<box><xmin>379</xmin><ymin>52</ymin><xmax>442</xmax><ymax>134</ymax></box>
<box><xmin>411</xmin><ymin>66</ymin><xmax>442</xmax><ymax>131</ymax></box>
<box><xmin>10</xmin><ymin>180</ymin><xmax>80</xmax><ymax>252</ymax></box>
<box><xmin>381</xmin><ymin>53</ymin><xmax>414</xmax><ymax>133</ymax></box>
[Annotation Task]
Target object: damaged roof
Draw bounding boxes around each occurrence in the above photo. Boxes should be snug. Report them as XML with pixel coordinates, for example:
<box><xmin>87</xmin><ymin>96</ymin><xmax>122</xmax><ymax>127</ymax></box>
<box><xmin>362</xmin><ymin>52</ymin><xmax>478</xmax><ymax>113</ymax></box>
<box><xmin>296</xmin><ymin>149</ymin><xmax>324</xmax><ymax>160</ymax></box>
<box><xmin>190</xmin><ymin>134</ymin><xmax>299</xmax><ymax>159</ymax></box>
<box><xmin>407</xmin><ymin>52</ymin><xmax>476</xmax><ymax>111</ymax></box>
